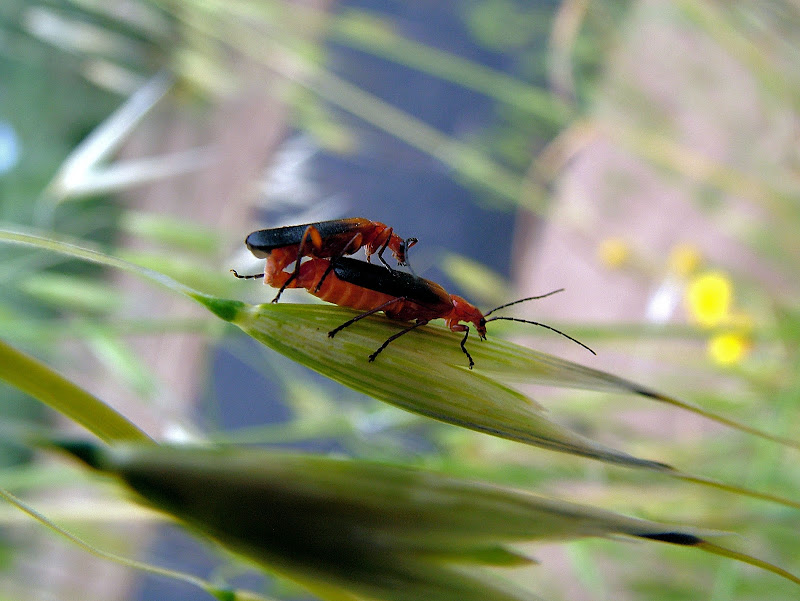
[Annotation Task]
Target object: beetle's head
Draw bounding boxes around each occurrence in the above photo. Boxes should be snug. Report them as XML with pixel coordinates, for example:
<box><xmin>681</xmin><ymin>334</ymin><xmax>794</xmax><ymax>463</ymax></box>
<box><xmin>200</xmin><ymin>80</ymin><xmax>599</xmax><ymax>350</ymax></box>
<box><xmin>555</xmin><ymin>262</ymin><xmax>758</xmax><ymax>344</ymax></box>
<box><xmin>451</xmin><ymin>295</ymin><xmax>487</xmax><ymax>338</ymax></box>
<box><xmin>394</xmin><ymin>237</ymin><xmax>418</xmax><ymax>265</ymax></box>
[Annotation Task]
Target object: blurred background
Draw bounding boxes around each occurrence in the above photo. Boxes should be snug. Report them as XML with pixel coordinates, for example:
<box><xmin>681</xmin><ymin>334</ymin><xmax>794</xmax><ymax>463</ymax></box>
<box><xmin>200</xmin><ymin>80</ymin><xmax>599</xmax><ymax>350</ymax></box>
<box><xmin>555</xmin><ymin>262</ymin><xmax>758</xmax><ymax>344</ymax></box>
<box><xmin>1</xmin><ymin>0</ymin><xmax>799</xmax><ymax>599</ymax></box>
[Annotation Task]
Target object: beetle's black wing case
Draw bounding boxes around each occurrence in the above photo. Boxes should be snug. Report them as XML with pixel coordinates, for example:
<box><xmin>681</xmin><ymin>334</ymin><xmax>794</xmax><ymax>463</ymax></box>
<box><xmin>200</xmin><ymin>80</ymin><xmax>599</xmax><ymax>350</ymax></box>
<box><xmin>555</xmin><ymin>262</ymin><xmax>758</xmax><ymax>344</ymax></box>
<box><xmin>245</xmin><ymin>219</ymin><xmax>366</xmax><ymax>252</ymax></box>
<box><xmin>332</xmin><ymin>257</ymin><xmax>449</xmax><ymax>306</ymax></box>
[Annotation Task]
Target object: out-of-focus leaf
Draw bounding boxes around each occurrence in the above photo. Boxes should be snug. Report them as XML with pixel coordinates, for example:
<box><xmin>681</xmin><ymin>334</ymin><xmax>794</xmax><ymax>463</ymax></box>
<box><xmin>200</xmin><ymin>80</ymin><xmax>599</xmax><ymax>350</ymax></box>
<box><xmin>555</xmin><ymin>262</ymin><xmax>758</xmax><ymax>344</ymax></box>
<box><xmin>329</xmin><ymin>9</ymin><xmax>572</xmax><ymax>125</ymax></box>
<box><xmin>440</xmin><ymin>251</ymin><xmax>510</xmax><ymax>307</ymax></box>
<box><xmin>0</xmin><ymin>484</ymin><xmax>274</xmax><ymax>601</ymax></box>
<box><xmin>18</xmin><ymin>272</ymin><xmax>124</xmax><ymax>314</ymax></box>
<box><xmin>0</xmin><ymin>339</ymin><xmax>150</xmax><ymax>443</ymax></box>
<box><xmin>56</xmin><ymin>442</ymin><xmax>800</xmax><ymax>601</ymax></box>
<box><xmin>84</xmin><ymin>327</ymin><xmax>158</xmax><ymax>398</ymax></box>
<box><xmin>117</xmin><ymin>249</ymin><xmax>230</xmax><ymax>295</ymax></box>
<box><xmin>119</xmin><ymin>210</ymin><xmax>222</xmax><ymax>255</ymax></box>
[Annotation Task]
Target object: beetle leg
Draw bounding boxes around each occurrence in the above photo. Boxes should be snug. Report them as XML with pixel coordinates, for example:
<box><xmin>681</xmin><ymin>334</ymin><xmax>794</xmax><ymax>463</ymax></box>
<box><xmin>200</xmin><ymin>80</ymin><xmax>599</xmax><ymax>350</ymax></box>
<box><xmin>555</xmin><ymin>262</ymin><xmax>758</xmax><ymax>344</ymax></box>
<box><xmin>328</xmin><ymin>297</ymin><xmax>405</xmax><ymax>338</ymax></box>
<box><xmin>277</xmin><ymin>226</ymin><xmax>323</xmax><ymax>302</ymax></box>
<box><xmin>375</xmin><ymin>228</ymin><xmax>395</xmax><ymax>271</ymax></box>
<box><xmin>449</xmin><ymin>323</ymin><xmax>475</xmax><ymax>369</ymax></box>
<box><xmin>230</xmin><ymin>269</ymin><xmax>264</xmax><ymax>280</ymax></box>
<box><xmin>314</xmin><ymin>233</ymin><xmax>361</xmax><ymax>293</ymax></box>
<box><xmin>313</xmin><ymin>261</ymin><xmax>337</xmax><ymax>293</ymax></box>
<box><xmin>460</xmin><ymin>328</ymin><xmax>474</xmax><ymax>369</ymax></box>
<box><xmin>403</xmin><ymin>237</ymin><xmax>418</xmax><ymax>272</ymax></box>
<box><xmin>271</xmin><ymin>270</ymin><xmax>298</xmax><ymax>303</ymax></box>
<box><xmin>368</xmin><ymin>319</ymin><xmax>429</xmax><ymax>363</ymax></box>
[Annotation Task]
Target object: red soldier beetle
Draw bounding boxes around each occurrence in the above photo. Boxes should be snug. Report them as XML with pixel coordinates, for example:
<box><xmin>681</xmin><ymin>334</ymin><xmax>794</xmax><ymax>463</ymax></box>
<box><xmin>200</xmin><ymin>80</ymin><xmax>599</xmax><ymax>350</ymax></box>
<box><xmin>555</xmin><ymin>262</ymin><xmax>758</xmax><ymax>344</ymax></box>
<box><xmin>258</xmin><ymin>255</ymin><xmax>594</xmax><ymax>369</ymax></box>
<box><xmin>231</xmin><ymin>218</ymin><xmax>418</xmax><ymax>302</ymax></box>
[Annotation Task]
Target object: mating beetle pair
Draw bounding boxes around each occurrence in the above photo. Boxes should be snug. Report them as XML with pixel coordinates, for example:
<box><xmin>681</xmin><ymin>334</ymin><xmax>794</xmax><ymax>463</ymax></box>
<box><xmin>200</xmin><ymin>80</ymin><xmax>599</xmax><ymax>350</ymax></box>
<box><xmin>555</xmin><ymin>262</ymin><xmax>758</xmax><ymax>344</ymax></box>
<box><xmin>233</xmin><ymin>218</ymin><xmax>592</xmax><ymax>369</ymax></box>
<box><xmin>235</xmin><ymin>218</ymin><xmax>417</xmax><ymax>303</ymax></box>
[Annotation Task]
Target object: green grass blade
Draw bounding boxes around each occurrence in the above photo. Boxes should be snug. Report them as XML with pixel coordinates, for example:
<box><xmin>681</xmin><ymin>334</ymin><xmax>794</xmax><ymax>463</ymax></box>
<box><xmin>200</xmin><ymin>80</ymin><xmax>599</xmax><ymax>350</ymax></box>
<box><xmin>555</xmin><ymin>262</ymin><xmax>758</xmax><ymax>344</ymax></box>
<box><xmin>56</xmin><ymin>442</ymin><xmax>800</xmax><ymax>594</ymax></box>
<box><xmin>0</xmin><ymin>484</ymin><xmax>272</xmax><ymax>601</ymax></box>
<box><xmin>477</xmin><ymin>339</ymin><xmax>800</xmax><ymax>451</ymax></box>
<box><xmin>695</xmin><ymin>540</ymin><xmax>800</xmax><ymax>588</ymax></box>
<box><xmin>0</xmin><ymin>227</ymin><xmax>196</xmax><ymax>297</ymax></box>
<box><xmin>198</xmin><ymin>298</ymin><xmax>800</xmax><ymax>510</ymax></box>
<box><xmin>174</xmin><ymin>4</ymin><xmax>548</xmax><ymax>213</ymax></box>
<box><xmin>329</xmin><ymin>10</ymin><xmax>572</xmax><ymax>125</ymax></box>
<box><xmin>0</xmin><ymin>340</ymin><xmax>150</xmax><ymax>443</ymax></box>
<box><xmin>3</xmin><ymin>229</ymin><xmax>796</xmax><ymax>509</ymax></box>
<box><xmin>198</xmin><ymin>299</ymin><xmax>671</xmax><ymax>471</ymax></box>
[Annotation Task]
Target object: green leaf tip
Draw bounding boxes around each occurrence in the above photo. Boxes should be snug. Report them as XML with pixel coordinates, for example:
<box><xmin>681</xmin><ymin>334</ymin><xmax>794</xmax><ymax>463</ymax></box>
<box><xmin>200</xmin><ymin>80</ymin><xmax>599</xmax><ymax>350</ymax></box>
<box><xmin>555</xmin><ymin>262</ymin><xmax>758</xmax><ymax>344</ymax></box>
<box><xmin>696</xmin><ymin>540</ymin><xmax>800</xmax><ymax>587</ymax></box>
<box><xmin>191</xmin><ymin>294</ymin><xmax>247</xmax><ymax>322</ymax></box>
<box><xmin>209</xmin><ymin>588</ymin><xmax>237</xmax><ymax>601</ymax></box>
<box><xmin>636</xmin><ymin>531</ymin><xmax>703</xmax><ymax>545</ymax></box>
<box><xmin>635</xmin><ymin>532</ymin><xmax>800</xmax><ymax>587</ymax></box>
<box><xmin>633</xmin><ymin>386</ymin><xmax>800</xmax><ymax>451</ymax></box>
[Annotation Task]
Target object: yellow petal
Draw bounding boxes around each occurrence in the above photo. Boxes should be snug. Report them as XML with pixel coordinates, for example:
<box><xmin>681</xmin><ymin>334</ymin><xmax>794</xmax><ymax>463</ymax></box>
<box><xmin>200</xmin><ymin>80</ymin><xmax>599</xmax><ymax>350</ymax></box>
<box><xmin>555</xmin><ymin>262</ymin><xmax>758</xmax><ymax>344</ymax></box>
<box><xmin>686</xmin><ymin>271</ymin><xmax>732</xmax><ymax>327</ymax></box>
<box><xmin>708</xmin><ymin>333</ymin><xmax>750</xmax><ymax>366</ymax></box>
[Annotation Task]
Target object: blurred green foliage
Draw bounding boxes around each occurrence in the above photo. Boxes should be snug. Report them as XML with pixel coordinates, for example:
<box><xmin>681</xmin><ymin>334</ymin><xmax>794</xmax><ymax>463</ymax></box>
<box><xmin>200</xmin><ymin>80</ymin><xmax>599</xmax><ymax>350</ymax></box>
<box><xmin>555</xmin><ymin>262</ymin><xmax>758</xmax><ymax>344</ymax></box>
<box><xmin>1</xmin><ymin>1</ymin><xmax>800</xmax><ymax>600</ymax></box>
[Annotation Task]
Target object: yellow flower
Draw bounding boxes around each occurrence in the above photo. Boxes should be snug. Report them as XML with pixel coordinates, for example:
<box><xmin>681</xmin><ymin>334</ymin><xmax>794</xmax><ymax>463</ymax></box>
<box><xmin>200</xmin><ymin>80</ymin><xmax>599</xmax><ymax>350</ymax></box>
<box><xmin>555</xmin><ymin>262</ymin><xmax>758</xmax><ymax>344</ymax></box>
<box><xmin>598</xmin><ymin>237</ymin><xmax>630</xmax><ymax>269</ymax></box>
<box><xmin>686</xmin><ymin>271</ymin><xmax>732</xmax><ymax>327</ymax></box>
<box><xmin>708</xmin><ymin>332</ymin><xmax>750</xmax><ymax>366</ymax></box>
<box><xmin>668</xmin><ymin>243</ymin><xmax>702</xmax><ymax>277</ymax></box>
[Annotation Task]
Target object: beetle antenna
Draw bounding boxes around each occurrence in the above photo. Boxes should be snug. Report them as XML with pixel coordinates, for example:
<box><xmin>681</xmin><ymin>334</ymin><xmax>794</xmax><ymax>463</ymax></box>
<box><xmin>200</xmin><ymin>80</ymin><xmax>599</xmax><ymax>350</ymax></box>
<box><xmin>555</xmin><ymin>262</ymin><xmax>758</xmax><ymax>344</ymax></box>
<box><xmin>484</xmin><ymin>316</ymin><xmax>595</xmax><ymax>355</ymax></box>
<box><xmin>483</xmin><ymin>289</ymin><xmax>564</xmax><ymax>318</ymax></box>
